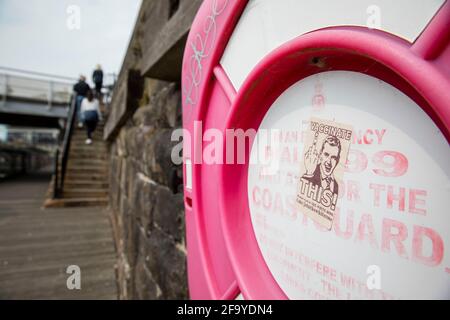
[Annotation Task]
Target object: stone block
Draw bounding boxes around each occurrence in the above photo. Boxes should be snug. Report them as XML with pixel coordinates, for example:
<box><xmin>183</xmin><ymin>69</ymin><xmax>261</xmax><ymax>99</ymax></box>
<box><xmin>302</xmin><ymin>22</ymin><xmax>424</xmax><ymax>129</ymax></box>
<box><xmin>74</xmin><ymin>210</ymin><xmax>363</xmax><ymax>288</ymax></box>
<box><xmin>153</xmin><ymin>186</ymin><xmax>184</xmax><ymax>242</ymax></box>
<box><xmin>133</xmin><ymin>257</ymin><xmax>161</xmax><ymax>300</ymax></box>
<box><xmin>165</xmin><ymin>88</ymin><xmax>182</xmax><ymax>128</ymax></box>
<box><xmin>110</xmin><ymin>140</ymin><xmax>118</xmax><ymax>156</ymax></box>
<box><xmin>144</xmin><ymin>128</ymin><xmax>182</xmax><ymax>192</ymax></box>
<box><xmin>120</xmin><ymin>158</ymin><xmax>130</xmax><ymax>195</ymax></box>
<box><xmin>104</xmin><ymin>70</ymin><xmax>145</xmax><ymax>141</ymax></box>
<box><xmin>145</xmin><ymin>228</ymin><xmax>187</xmax><ymax>299</ymax></box>
<box><xmin>124</xmin><ymin>127</ymin><xmax>140</xmax><ymax>159</ymax></box>
<box><xmin>117</xmin><ymin>129</ymin><xmax>129</xmax><ymax>157</ymax></box>
<box><xmin>134</xmin><ymin>175</ymin><xmax>156</xmax><ymax>234</ymax></box>
<box><xmin>116</xmin><ymin>252</ymin><xmax>133</xmax><ymax>299</ymax></box>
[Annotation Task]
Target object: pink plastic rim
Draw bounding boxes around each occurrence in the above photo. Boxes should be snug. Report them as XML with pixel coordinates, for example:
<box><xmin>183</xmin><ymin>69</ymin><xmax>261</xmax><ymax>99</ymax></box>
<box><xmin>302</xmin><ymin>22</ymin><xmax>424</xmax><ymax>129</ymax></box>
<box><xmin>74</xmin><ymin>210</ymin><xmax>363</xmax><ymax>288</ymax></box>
<box><xmin>218</xmin><ymin>27</ymin><xmax>450</xmax><ymax>300</ymax></box>
<box><xmin>181</xmin><ymin>0</ymin><xmax>249</xmax><ymax>299</ymax></box>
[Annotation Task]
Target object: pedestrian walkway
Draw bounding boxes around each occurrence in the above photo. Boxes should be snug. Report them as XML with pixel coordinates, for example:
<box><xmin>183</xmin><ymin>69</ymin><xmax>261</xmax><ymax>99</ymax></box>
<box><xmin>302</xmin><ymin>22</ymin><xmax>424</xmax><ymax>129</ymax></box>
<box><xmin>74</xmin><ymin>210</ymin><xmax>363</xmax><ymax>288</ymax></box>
<box><xmin>0</xmin><ymin>168</ymin><xmax>117</xmax><ymax>299</ymax></box>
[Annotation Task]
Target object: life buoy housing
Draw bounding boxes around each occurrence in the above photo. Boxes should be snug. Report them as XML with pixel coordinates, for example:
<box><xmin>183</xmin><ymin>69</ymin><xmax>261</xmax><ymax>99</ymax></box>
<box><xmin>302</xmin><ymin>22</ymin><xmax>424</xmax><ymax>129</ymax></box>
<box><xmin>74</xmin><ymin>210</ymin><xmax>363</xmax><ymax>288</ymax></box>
<box><xmin>182</xmin><ymin>0</ymin><xmax>450</xmax><ymax>300</ymax></box>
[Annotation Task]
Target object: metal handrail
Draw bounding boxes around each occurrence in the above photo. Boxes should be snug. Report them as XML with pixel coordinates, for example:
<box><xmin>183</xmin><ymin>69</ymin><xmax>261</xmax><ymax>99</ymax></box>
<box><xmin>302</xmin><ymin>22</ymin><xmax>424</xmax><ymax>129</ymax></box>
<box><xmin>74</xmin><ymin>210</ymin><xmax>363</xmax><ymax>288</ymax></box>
<box><xmin>53</xmin><ymin>93</ymin><xmax>77</xmax><ymax>198</ymax></box>
<box><xmin>53</xmin><ymin>148</ymin><xmax>60</xmax><ymax>198</ymax></box>
<box><xmin>0</xmin><ymin>72</ymin><xmax>73</xmax><ymax>108</ymax></box>
<box><xmin>0</xmin><ymin>66</ymin><xmax>77</xmax><ymax>82</ymax></box>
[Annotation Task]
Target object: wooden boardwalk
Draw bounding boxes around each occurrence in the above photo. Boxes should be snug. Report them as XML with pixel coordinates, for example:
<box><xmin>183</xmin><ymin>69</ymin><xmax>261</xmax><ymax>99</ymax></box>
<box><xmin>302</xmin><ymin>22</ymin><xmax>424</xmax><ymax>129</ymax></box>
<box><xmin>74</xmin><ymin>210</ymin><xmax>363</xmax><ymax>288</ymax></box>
<box><xmin>0</xmin><ymin>169</ymin><xmax>118</xmax><ymax>299</ymax></box>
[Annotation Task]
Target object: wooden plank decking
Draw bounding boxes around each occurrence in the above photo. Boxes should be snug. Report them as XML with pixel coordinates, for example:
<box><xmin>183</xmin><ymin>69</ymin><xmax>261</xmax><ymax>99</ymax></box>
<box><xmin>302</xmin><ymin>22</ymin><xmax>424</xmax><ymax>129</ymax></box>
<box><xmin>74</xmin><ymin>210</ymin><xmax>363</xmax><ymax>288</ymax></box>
<box><xmin>0</xmin><ymin>169</ymin><xmax>118</xmax><ymax>299</ymax></box>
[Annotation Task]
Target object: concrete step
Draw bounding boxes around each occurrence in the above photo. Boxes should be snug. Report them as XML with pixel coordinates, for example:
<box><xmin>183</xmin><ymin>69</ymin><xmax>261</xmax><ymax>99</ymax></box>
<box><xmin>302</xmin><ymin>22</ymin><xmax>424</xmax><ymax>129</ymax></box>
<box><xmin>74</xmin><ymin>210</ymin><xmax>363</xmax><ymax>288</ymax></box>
<box><xmin>63</xmin><ymin>189</ymin><xmax>108</xmax><ymax>199</ymax></box>
<box><xmin>72</xmin><ymin>132</ymin><xmax>104</xmax><ymax>138</ymax></box>
<box><xmin>72</xmin><ymin>130</ymin><xmax>103</xmax><ymax>139</ymax></box>
<box><xmin>66</xmin><ymin>171</ymin><xmax>107</xmax><ymax>178</ymax></box>
<box><xmin>72</xmin><ymin>134</ymin><xmax>104</xmax><ymax>139</ymax></box>
<box><xmin>70</xmin><ymin>141</ymin><xmax>107</xmax><ymax>147</ymax></box>
<box><xmin>65</xmin><ymin>170</ymin><xmax>107</xmax><ymax>177</ymax></box>
<box><xmin>66</xmin><ymin>166</ymin><xmax>108</xmax><ymax>173</ymax></box>
<box><xmin>71</xmin><ymin>133</ymin><xmax>105</xmax><ymax>138</ymax></box>
<box><xmin>67</xmin><ymin>162</ymin><xmax>107</xmax><ymax>167</ymax></box>
<box><xmin>64</xmin><ymin>181</ymin><xmax>109</xmax><ymax>189</ymax></box>
<box><xmin>70</xmin><ymin>145</ymin><xmax>107</xmax><ymax>152</ymax></box>
<box><xmin>43</xmin><ymin>197</ymin><xmax>108</xmax><ymax>208</ymax></box>
<box><xmin>69</xmin><ymin>150</ymin><xmax>107</xmax><ymax>156</ymax></box>
<box><xmin>70</xmin><ymin>144</ymin><xmax>107</xmax><ymax>150</ymax></box>
<box><xmin>74</xmin><ymin>128</ymin><xmax>104</xmax><ymax>133</ymax></box>
<box><xmin>71</xmin><ymin>134</ymin><xmax>105</xmax><ymax>140</ymax></box>
<box><xmin>67</xmin><ymin>152</ymin><xmax>107</xmax><ymax>159</ymax></box>
<box><xmin>68</xmin><ymin>155</ymin><xmax>107</xmax><ymax>162</ymax></box>
<box><xmin>75</xmin><ymin>122</ymin><xmax>105</xmax><ymax>127</ymax></box>
<box><xmin>70</xmin><ymin>141</ymin><xmax>105</xmax><ymax>146</ymax></box>
<box><xmin>71</xmin><ymin>139</ymin><xmax>105</xmax><ymax>144</ymax></box>
<box><xmin>73</xmin><ymin>128</ymin><xmax>104</xmax><ymax>133</ymax></box>
<box><xmin>64</xmin><ymin>185</ymin><xmax>108</xmax><ymax>191</ymax></box>
<box><xmin>68</xmin><ymin>159</ymin><xmax>108</xmax><ymax>167</ymax></box>
<box><xmin>65</xmin><ymin>173</ymin><xmax>107</xmax><ymax>181</ymax></box>
<box><xmin>67</xmin><ymin>157</ymin><xmax>107</xmax><ymax>163</ymax></box>
<box><xmin>74</xmin><ymin>124</ymin><xmax>104</xmax><ymax>129</ymax></box>
<box><xmin>71</xmin><ymin>134</ymin><xmax>104</xmax><ymax>138</ymax></box>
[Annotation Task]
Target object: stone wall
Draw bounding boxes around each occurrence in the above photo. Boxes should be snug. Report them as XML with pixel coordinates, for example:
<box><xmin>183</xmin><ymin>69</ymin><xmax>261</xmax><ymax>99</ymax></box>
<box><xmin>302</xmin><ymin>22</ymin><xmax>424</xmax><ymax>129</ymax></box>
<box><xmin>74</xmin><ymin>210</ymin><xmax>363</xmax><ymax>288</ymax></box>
<box><xmin>109</xmin><ymin>80</ymin><xmax>185</xmax><ymax>299</ymax></box>
<box><xmin>105</xmin><ymin>0</ymin><xmax>202</xmax><ymax>300</ymax></box>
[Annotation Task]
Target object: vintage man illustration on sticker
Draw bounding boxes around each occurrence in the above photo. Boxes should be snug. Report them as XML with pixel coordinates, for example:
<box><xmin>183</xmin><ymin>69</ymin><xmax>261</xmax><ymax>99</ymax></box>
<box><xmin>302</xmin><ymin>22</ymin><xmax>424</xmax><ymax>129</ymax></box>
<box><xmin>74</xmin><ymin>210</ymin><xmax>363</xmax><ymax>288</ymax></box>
<box><xmin>296</xmin><ymin>117</ymin><xmax>353</xmax><ymax>230</ymax></box>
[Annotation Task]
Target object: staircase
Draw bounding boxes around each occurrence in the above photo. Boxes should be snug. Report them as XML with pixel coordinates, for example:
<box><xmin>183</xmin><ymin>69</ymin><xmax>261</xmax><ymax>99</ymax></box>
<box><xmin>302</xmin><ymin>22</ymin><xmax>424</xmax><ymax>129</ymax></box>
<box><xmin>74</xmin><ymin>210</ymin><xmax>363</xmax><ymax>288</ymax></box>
<box><xmin>44</xmin><ymin>122</ymin><xmax>109</xmax><ymax>208</ymax></box>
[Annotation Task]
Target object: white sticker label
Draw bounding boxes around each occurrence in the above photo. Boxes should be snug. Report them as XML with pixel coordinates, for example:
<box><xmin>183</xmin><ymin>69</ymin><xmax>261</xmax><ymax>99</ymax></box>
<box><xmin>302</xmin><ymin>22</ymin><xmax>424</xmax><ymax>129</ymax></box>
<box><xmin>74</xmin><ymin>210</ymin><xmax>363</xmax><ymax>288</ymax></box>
<box><xmin>297</xmin><ymin>118</ymin><xmax>353</xmax><ymax>230</ymax></box>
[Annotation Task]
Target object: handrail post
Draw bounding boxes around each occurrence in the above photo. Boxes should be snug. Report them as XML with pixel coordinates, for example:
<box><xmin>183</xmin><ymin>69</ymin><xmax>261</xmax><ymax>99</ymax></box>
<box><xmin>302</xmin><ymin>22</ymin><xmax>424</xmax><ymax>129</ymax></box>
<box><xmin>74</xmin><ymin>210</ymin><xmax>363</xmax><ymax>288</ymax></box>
<box><xmin>53</xmin><ymin>148</ymin><xmax>60</xmax><ymax>198</ymax></box>
<box><xmin>58</xmin><ymin>93</ymin><xmax>77</xmax><ymax>195</ymax></box>
<box><xmin>47</xmin><ymin>80</ymin><xmax>53</xmax><ymax>109</ymax></box>
<box><xmin>2</xmin><ymin>74</ymin><xmax>8</xmax><ymax>107</ymax></box>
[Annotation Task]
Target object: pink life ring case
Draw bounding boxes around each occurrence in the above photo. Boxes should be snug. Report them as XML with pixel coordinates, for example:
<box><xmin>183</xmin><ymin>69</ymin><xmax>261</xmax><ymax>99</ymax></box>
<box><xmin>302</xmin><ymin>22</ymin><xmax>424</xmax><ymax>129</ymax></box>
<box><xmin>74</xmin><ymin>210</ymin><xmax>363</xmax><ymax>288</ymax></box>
<box><xmin>181</xmin><ymin>0</ymin><xmax>450</xmax><ymax>299</ymax></box>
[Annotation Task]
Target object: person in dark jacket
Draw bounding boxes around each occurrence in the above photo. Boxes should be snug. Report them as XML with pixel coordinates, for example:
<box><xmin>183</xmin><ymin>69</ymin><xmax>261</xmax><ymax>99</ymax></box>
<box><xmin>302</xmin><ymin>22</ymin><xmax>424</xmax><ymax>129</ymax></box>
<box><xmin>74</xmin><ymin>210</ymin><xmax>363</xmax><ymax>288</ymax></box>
<box><xmin>73</xmin><ymin>75</ymin><xmax>90</xmax><ymax>127</ymax></box>
<box><xmin>92</xmin><ymin>64</ymin><xmax>103</xmax><ymax>97</ymax></box>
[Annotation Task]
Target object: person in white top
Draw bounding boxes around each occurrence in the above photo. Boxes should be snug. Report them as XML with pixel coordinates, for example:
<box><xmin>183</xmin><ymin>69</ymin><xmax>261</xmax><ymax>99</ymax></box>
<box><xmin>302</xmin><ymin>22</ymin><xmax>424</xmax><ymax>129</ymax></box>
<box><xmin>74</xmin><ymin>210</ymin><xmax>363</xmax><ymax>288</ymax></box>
<box><xmin>80</xmin><ymin>90</ymin><xmax>103</xmax><ymax>144</ymax></box>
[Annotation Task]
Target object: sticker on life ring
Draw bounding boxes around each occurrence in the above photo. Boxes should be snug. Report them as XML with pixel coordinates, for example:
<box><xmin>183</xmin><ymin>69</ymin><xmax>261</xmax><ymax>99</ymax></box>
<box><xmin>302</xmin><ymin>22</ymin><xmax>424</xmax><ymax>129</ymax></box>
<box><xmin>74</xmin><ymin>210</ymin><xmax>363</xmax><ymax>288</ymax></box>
<box><xmin>297</xmin><ymin>117</ymin><xmax>353</xmax><ymax>230</ymax></box>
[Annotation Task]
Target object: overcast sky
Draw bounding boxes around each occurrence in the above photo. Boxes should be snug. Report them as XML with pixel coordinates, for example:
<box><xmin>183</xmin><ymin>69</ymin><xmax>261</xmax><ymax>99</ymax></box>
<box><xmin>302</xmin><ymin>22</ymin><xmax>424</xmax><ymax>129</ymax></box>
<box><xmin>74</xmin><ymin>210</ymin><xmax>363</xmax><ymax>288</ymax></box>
<box><xmin>0</xmin><ymin>0</ymin><xmax>141</xmax><ymax>85</ymax></box>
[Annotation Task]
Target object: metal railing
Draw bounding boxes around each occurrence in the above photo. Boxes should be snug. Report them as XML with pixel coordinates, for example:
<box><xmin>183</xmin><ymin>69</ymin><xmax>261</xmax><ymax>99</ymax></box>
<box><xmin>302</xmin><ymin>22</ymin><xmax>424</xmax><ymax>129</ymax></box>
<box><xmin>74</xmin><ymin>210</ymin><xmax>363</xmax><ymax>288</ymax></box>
<box><xmin>53</xmin><ymin>94</ymin><xmax>78</xmax><ymax>198</ymax></box>
<box><xmin>53</xmin><ymin>148</ymin><xmax>60</xmax><ymax>198</ymax></box>
<box><xmin>0</xmin><ymin>145</ymin><xmax>51</xmax><ymax>179</ymax></box>
<box><xmin>0</xmin><ymin>67</ymin><xmax>74</xmax><ymax>109</ymax></box>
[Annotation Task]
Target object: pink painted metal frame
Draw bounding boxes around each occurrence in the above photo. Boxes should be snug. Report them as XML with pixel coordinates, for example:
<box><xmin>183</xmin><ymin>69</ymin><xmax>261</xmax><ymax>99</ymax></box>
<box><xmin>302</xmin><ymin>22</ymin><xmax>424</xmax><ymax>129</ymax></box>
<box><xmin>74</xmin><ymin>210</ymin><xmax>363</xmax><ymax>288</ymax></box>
<box><xmin>181</xmin><ymin>0</ymin><xmax>248</xmax><ymax>300</ymax></box>
<box><xmin>182</xmin><ymin>0</ymin><xmax>450</xmax><ymax>300</ymax></box>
